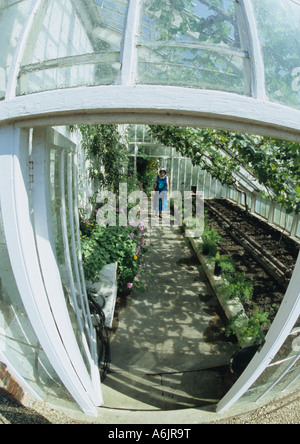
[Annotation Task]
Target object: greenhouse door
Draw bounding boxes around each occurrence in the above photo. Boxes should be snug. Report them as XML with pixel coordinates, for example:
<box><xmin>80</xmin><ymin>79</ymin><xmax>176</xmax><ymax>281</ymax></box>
<box><xmin>0</xmin><ymin>126</ymin><xmax>102</xmax><ymax>417</ymax></box>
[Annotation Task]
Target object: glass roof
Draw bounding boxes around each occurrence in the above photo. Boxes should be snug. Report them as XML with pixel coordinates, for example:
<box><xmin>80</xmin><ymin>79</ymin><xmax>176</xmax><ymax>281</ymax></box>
<box><xmin>252</xmin><ymin>0</ymin><xmax>300</xmax><ymax>109</ymax></box>
<box><xmin>138</xmin><ymin>0</ymin><xmax>251</xmax><ymax>93</ymax></box>
<box><xmin>0</xmin><ymin>0</ymin><xmax>300</xmax><ymax>111</ymax></box>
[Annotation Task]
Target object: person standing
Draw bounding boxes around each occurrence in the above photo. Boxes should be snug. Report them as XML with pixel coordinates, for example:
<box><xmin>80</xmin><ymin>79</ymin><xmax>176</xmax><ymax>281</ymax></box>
<box><xmin>153</xmin><ymin>168</ymin><xmax>169</xmax><ymax>218</ymax></box>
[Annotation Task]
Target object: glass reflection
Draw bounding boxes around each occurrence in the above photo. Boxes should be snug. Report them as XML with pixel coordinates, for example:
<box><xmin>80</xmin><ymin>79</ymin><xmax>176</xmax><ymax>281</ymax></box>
<box><xmin>138</xmin><ymin>0</ymin><xmax>251</xmax><ymax>93</ymax></box>
<box><xmin>0</xmin><ymin>202</ymin><xmax>78</xmax><ymax>411</ymax></box>
<box><xmin>252</xmin><ymin>0</ymin><xmax>300</xmax><ymax>109</ymax></box>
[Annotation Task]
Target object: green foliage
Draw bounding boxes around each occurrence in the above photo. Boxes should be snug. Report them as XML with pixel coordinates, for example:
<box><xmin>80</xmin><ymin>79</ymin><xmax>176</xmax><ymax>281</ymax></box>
<box><xmin>200</xmin><ymin>240</ymin><xmax>218</xmax><ymax>257</ymax></box>
<box><xmin>149</xmin><ymin>126</ymin><xmax>240</xmax><ymax>187</ymax></box>
<box><xmin>144</xmin><ymin>0</ymin><xmax>244</xmax><ymax>92</ymax></box>
<box><xmin>149</xmin><ymin>126</ymin><xmax>300</xmax><ymax>214</ymax></box>
<box><xmin>202</xmin><ymin>225</ymin><xmax>222</xmax><ymax>245</ymax></box>
<box><xmin>226</xmin><ymin>305</ymin><xmax>270</xmax><ymax>347</ymax></box>
<box><xmin>136</xmin><ymin>154</ymin><xmax>158</xmax><ymax>196</ymax></box>
<box><xmin>198</xmin><ymin>225</ymin><xmax>222</xmax><ymax>257</ymax></box>
<box><xmin>80</xmin><ymin>214</ymin><xmax>149</xmax><ymax>293</ymax></box>
<box><xmin>222</xmin><ymin>272</ymin><xmax>254</xmax><ymax>303</ymax></box>
<box><xmin>214</xmin><ymin>254</ymin><xmax>236</xmax><ymax>278</ymax></box>
<box><xmin>228</xmin><ymin>133</ymin><xmax>300</xmax><ymax>214</ymax></box>
<box><xmin>74</xmin><ymin>124</ymin><xmax>153</xmax><ymax>294</ymax></box>
<box><xmin>77</xmin><ymin>124</ymin><xmax>129</xmax><ymax>194</ymax></box>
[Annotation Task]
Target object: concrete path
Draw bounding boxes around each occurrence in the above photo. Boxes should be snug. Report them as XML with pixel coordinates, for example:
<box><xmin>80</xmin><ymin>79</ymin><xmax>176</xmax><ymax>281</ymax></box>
<box><xmin>101</xmin><ymin>220</ymin><xmax>235</xmax><ymax>411</ymax></box>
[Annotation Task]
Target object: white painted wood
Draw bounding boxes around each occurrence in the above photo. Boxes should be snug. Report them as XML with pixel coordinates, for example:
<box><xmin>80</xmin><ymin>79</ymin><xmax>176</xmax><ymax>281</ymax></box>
<box><xmin>65</xmin><ymin>150</ymin><xmax>102</xmax><ymax>406</ymax></box>
<box><xmin>5</xmin><ymin>0</ymin><xmax>43</xmax><ymax>101</ymax></box>
<box><xmin>120</xmin><ymin>0</ymin><xmax>141</xmax><ymax>85</ymax></box>
<box><xmin>60</xmin><ymin>149</ymin><xmax>104</xmax><ymax>407</ymax></box>
<box><xmin>31</xmin><ymin>128</ymin><xmax>103</xmax><ymax>407</ymax></box>
<box><xmin>217</xmin><ymin>251</ymin><xmax>300</xmax><ymax>413</ymax></box>
<box><xmin>72</xmin><ymin>152</ymin><xmax>103</xmax><ymax>405</ymax></box>
<box><xmin>0</xmin><ymin>126</ymin><xmax>98</xmax><ymax>416</ymax></box>
<box><xmin>240</xmin><ymin>0</ymin><xmax>266</xmax><ymax>100</ymax></box>
<box><xmin>255</xmin><ymin>350</ymin><xmax>300</xmax><ymax>402</ymax></box>
<box><xmin>1</xmin><ymin>85</ymin><xmax>300</xmax><ymax>141</ymax></box>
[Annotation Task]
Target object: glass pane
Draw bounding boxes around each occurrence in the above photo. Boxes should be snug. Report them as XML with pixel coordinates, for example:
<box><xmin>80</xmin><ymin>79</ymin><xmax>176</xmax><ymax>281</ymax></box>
<box><xmin>0</xmin><ymin>202</ymin><xmax>79</xmax><ymax>411</ymax></box>
<box><xmin>234</xmin><ymin>315</ymin><xmax>300</xmax><ymax>406</ymax></box>
<box><xmin>172</xmin><ymin>157</ymin><xmax>179</xmax><ymax>190</ymax></box>
<box><xmin>138</xmin><ymin>0</ymin><xmax>251</xmax><ymax>94</ymax></box>
<box><xmin>0</xmin><ymin>0</ymin><xmax>33</xmax><ymax>99</ymax></box>
<box><xmin>252</xmin><ymin>0</ymin><xmax>300</xmax><ymax>109</ymax></box>
<box><xmin>297</xmin><ymin>219</ymin><xmax>300</xmax><ymax>239</ymax></box>
<box><xmin>138</xmin><ymin>46</ymin><xmax>249</xmax><ymax>93</ymax></box>
<box><xmin>17</xmin><ymin>0</ymin><xmax>129</xmax><ymax>95</ymax></box>
<box><xmin>49</xmin><ymin>148</ymin><xmax>92</xmax><ymax>377</ymax></box>
<box><xmin>69</xmin><ymin>153</ymin><xmax>94</xmax><ymax>345</ymax></box>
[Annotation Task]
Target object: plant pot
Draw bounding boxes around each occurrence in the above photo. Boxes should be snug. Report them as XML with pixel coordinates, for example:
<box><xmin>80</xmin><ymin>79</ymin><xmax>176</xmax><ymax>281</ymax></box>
<box><xmin>202</xmin><ymin>244</ymin><xmax>210</xmax><ymax>255</ymax></box>
<box><xmin>214</xmin><ymin>261</ymin><xmax>222</xmax><ymax>276</ymax></box>
<box><xmin>201</xmin><ymin>240</ymin><xmax>218</xmax><ymax>257</ymax></box>
<box><xmin>223</xmin><ymin>345</ymin><xmax>259</xmax><ymax>391</ymax></box>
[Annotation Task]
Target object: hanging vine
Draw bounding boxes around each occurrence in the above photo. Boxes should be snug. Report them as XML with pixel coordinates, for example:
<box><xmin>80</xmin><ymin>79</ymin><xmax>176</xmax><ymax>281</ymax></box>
<box><xmin>149</xmin><ymin>126</ymin><xmax>300</xmax><ymax>214</ymax></box>
<box><xmin>76</xmin><ymin>124</ymin><xmax>129</xmax><ymax>194</ymax></box>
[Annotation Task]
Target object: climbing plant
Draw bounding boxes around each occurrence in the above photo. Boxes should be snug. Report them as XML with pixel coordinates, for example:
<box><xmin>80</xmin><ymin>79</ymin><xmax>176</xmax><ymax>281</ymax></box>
<box><xmin>76</xmin><ymin>124</ymin><xmax>129</xmax><ymax>194</ymax></box>
<box><xmin>149</xmin><ymin>126</ymin><xmax>300</xmax><ymax>214</ymax></box>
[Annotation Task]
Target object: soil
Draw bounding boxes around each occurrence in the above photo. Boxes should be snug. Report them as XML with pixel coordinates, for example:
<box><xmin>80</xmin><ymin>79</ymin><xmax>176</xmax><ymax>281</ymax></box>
<box><xmin>204</xmin><ymin>199</ymin><xmax>299</xmax><ymax>324</ymax></box>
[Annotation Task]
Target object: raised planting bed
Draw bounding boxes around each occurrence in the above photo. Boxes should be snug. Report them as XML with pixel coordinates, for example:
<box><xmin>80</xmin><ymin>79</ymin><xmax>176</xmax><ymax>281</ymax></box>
<box><xmin>183</xmin><ymin>196</ymin><xmax>298</xmax><ymax>347</ymax></box>
<box><xmin>203</xmin><ymin>199</ymin><xmax>293</xmax><ymax>325</ymax></box>
<box><xmin>187</xmin><ymin>236</ymin><xmax>253</xmax><ymax>348</ymax></box>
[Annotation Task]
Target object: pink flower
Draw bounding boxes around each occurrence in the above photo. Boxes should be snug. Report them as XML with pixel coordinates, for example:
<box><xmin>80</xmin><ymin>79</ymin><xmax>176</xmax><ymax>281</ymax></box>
<box><xmin>129</xmin><ymin>232</ymin><xmax>135</xmax><ymax>239</ymax></box>
<box><xmin>127</xmin><ymin>283</ymin><xmax>133</xmax><ymax>289</ymax></box>
<box><xmin>129</xmin><ymin>219</ymin><xmax>138</xmax><ymax>227</ymax></box>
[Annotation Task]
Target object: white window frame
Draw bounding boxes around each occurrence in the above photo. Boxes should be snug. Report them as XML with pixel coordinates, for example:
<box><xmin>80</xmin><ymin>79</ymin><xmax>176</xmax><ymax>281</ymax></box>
<box><xmin>0</xmin><ymin>125</ymin><xmax>102</xmax><ymax>416</ymax></box>
<box><xmin>31</xmin><ymin>127</ymin><xmax>103</xmax><ymax>407</ymax></box>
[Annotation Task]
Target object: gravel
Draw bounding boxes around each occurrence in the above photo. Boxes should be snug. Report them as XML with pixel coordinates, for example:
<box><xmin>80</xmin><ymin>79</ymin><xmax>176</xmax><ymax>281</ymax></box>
<box><xmin>211</xmin><ymin>392</ymin><xmax>300</xmax><ymax>424</ymax></box>
<box><xmin>0</xmin><ymin>394</ymin><xmax>82</xmax><ymax>424</ymax></box>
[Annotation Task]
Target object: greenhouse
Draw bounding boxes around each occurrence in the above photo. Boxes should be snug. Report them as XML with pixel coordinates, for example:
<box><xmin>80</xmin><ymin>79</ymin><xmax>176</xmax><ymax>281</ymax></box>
<box><xmin>0</xmin><ymin>0</ymin><xmax>299</xmax><ymax>422</ymax></box>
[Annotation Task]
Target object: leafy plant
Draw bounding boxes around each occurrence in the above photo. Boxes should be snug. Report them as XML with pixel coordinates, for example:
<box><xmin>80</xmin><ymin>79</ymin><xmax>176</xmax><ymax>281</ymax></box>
<box><xmin>75</xmin><ymin>124</ymin><xmax>129</xmax><ymax>194</ymax></box>
<box><xmin>201</xmin><ymin>225</ymin><xmax>222</xmax><ymax>245</ymax></box>
<box><xmin>214</xmin><ymin>254</ymin><xmax>235</xmax><ymax>278</ymax></box>
<box><xmin>149</xmin><ymin>126</ymin><xmax>300</xmax><ymax>214</ymax></box>
<box><xmin>136</xmin><ymin>154</ymin><xmax>159</xmax><ymax>196</ymax></box>
<box><xmin>200</xmin><ymin>239</ymin><xmax>218</xmax><ymax>257</ymax></box>
<box><xmin>198</xmin><ymin>225</ymin><xmax>221</xmax><ymax>257</ymax></box>
<box><xmin>222</xmin><ymin>272</ymin><xmax>253</xmax><ymax>302</ymax></box>
<box><xmin>80</xmin><ymin>213</ymin><xmax>149</xmax><ymax>294</ymax></box>
<box><xmin>226</xmin><ymin>305</ymin><xmax>270</xmax><ymax>347</ymax></box>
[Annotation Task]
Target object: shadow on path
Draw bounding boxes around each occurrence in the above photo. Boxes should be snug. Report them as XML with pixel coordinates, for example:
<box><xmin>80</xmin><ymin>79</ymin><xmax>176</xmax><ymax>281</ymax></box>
<box><xmin>102</xmin><ymin>221</ymin><xmax>235</xmax><ymax>410</ymax></box>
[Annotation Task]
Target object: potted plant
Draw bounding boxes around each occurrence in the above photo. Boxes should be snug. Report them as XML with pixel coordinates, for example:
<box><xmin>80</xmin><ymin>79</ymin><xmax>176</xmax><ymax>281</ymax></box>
<box><xmin>201</xmin><ymin>239</ymin><xmax>218</xmax><ymax>256</ymax></box>
<box><xmin>214</xmin><ymin>254</ymin><xmax>236</xmax><ymax>277</ymax></box>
